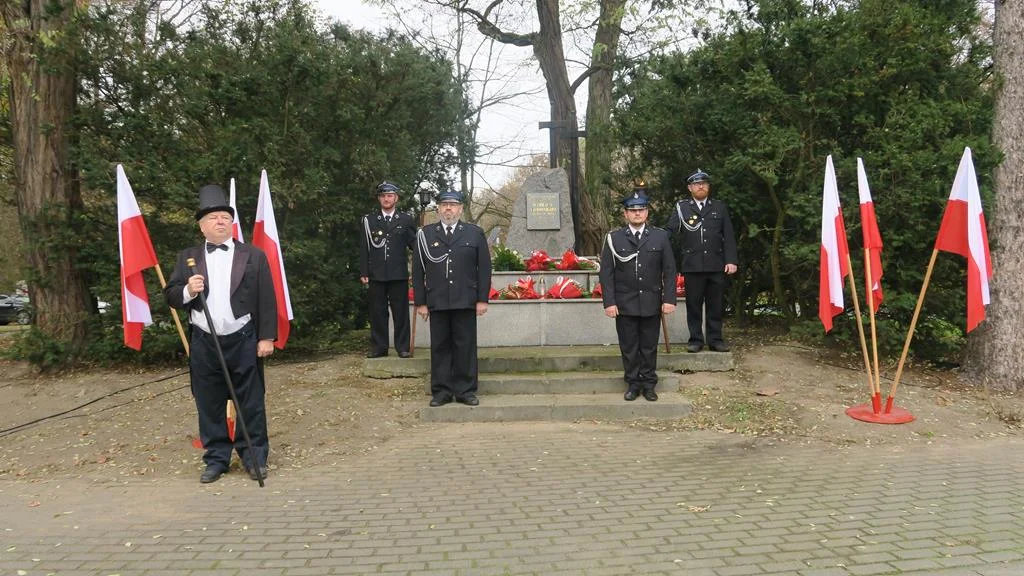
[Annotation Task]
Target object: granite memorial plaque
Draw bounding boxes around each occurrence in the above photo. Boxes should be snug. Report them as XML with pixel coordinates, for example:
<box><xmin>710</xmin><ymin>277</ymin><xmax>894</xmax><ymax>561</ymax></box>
<box><xmin>526</xmin><ymin>192</ymin><xmax>560</xmax><ymax>230</ymax></box>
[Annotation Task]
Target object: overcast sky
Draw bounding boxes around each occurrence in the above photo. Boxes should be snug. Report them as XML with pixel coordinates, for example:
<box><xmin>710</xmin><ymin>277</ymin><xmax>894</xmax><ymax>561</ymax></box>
<box><xmin>313</xmin><ymin>0</ymin><xmax>556</xmax><ymax>192</ymax></box>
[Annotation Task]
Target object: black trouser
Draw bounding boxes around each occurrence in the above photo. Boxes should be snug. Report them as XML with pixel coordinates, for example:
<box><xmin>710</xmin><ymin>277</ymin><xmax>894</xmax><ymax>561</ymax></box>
<box><xmin>615</xmin><ymin>314</ymin><xmax>661</xmax><ymax>391</ymax></box>
<box><xmin>369</xmin><ymin>279</ymin><xmax>411</xmax><ymax>355</ymax></box>
<box><xmin>190</xmin><ymin>323</ymin><xmax>268</xmax><ymax>472</ymax></box>
<box><xmin>684</xmin><ymin>271</ymin><xmax>726</xmax><ymax>345</ymax></box>
<box><xmin>428</xmin><ymin>308</ymin><xmax>478</xmax><ymax>400</ymax></box>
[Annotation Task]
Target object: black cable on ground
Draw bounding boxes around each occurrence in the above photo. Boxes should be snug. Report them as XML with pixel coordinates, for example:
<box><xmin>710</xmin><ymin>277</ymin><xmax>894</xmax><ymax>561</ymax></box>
<box><xmin>0</xmin><ymin>368</ymin><xmax>188</xmax><ymax>438</ymax></box>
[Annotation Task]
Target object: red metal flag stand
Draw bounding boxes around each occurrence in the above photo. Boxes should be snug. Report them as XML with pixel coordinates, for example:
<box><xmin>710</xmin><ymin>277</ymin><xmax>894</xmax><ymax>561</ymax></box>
<box><xmin>845</xmin><ymin>402</ymin><xmax>914</xmax><ymax>424</ymax></box>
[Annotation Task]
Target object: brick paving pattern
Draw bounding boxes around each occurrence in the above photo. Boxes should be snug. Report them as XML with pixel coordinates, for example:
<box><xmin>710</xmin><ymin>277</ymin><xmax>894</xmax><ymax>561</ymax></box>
<box><xmin>2</xmin><ymin>423</ymin><xmax>1023</xmax><ymax>575</ymax></box>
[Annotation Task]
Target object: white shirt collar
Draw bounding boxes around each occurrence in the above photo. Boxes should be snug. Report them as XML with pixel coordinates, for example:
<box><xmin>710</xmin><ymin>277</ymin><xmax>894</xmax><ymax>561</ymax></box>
<box><xmin>629</xmin><ymin>224</ymin><xmax>646</xmax><ymax>235</ymax></box>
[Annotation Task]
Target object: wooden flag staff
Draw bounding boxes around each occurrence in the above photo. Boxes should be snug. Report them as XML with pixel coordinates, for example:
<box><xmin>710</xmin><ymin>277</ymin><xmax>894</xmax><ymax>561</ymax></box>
<box><xmin>886</xmin><ymin>249</ymin><xmax>939</xmax><ymax>414</ymax></box>
<box><xmin>844</xmin><ymin>253</ymin><xmax>875</xmax><ymax>403</ymax></box>
<box><xmin>864</xmin><ymin>251</ymin><xmax>882</xmax><ymax>412</ymax></box>
<box><xmin>154</xmin><ymin>262</ymin><xmax>240</xmax><ymax>447</ymax></box>
<box><xmin>843</xmin><ymin>253</ymin><xmax>913</xmax><ymax>423</ymax></box>
<box><xmin>661</xmin><ymin>313</ymin><xmax>671</xmax><ymax>354</ymax></box>
<box><xmin>153</xmin><ymin>264</ymin><xmax>190</xmax><ymax>356</ymax></box>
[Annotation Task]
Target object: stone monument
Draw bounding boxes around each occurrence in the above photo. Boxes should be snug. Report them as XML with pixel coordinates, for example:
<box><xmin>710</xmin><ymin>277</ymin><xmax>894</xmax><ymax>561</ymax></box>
<box><xmin>506</xmin><ymin>168</ymin><xmax>575</xmax><ymax>256</ymax></box>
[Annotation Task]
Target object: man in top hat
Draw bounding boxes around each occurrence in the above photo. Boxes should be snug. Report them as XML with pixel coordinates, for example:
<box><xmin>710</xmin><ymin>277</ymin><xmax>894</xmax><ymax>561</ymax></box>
<box><xmin>665</xmin><ymin>169</ymin><xmax>738</xmax><ymax>353</ymax></box>
<box><xmin>359</xmin><ymin>181</ymin><xmax>417</xmax><ymax>358</ymax></box>
<box><xmin>165</xmin><ymin>184</ymin><xmax>278</xmax><ymax>484</ymax></box>
<box><xmin>412</xmin><ymin>190</ymin><xmax>491</xmax><ymax>407</ymax></box>
<box><xmin>599</xmin><ymin>187</ymin><xmax>677</xmax><ymax>401</ymax></box>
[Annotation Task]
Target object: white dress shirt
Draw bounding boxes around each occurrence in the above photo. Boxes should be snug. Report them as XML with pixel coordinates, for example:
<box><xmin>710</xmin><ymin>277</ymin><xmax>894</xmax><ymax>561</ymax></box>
<box><xmin>182</xmin><ymin>238</ymin><xmax>251</xmax><ymax>336</ymax></box>
<box><xmin>628</xmin><ymin>224</ymin><xmax>646</xmax><ymax>238</ymax></box>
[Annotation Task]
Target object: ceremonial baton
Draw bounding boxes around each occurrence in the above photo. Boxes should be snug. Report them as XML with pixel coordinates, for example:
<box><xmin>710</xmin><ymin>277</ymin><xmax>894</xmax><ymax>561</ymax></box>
<box><xmin>187</xmin><ymin>258</ymin><xmax>264</xmax><ymax>487</ymax></box>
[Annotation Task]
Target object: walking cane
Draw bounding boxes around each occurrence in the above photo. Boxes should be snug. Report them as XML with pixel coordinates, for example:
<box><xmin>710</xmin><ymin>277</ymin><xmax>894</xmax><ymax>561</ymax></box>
<box><xmin>187</xmin><ymin>258</ymin><xmax>265</xmax><ymax>487</ymax></box>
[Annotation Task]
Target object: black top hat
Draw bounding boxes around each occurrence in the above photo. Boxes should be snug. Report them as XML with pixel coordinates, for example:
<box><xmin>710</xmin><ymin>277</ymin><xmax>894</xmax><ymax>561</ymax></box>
<box><xmin>377</xmin><ymin>181</ymin><xmax>400</xmax><ymax>195</ymax></box>
<box><xmin>687</xmin><ymin>169</ymin><xmax>710</xmax><ymax>184</ymax></box>
<box><xmin>195</xmin><ymin>184</ymin><xmax>234</xmax><ymax>221</ymax></box>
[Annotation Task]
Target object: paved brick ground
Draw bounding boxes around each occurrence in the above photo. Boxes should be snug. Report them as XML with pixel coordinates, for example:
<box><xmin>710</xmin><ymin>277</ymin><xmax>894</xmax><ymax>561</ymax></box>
<box><xmin>2</xmin><ymin>423</ymin><xmax>1023</xmax><ymax>575</ymax></box>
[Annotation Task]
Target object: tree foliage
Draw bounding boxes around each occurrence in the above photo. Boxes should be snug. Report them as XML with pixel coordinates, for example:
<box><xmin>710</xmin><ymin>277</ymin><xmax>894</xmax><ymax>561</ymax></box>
<box><xmin>617</xmin><ymin>0</ymin><xmax>996</xmax><ymax>363</ymax></box>
<box><xmin>35</xmin><ymin>0</ymin><xmax>464</xmax><ymax>364</ymax></box>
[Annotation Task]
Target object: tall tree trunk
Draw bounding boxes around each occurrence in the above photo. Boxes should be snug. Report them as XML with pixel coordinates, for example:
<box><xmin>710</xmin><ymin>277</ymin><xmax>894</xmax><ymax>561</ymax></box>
<box><xmin>532</xmin><ymin>0</ymin><xmax>581</xmax><ymax>249</ymax></box>
<box><xmin>580</xmin><ymin>0</ymin><xmax>626</xmax><ymax>255</ymax></box>
<box><xmin>2</xmin><ymin>0</ymin><xmax>91</xmax><ymax>352</ymax></box>
<box><xmin>966</xmin><ymin>0</ymin><xmax>1024</xmax><ymax>391</ymax></box>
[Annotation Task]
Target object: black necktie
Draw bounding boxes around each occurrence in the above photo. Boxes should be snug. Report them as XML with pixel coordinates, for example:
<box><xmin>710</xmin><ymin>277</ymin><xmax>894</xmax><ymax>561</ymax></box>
<box><xmin>206</xmin><ymin>243</ymin><xmax>228</xmax><ymax>253</ymax></box>
<box><xmin>385</xmin><ymin>215</ymin><xmax>392</xmax><ymax>224</ymax></box>
<box><xmin>445</xmin><ymin>226</ymin><xmax>453</xmax><ymax>239</ymax></box>
<box><xmin>634</xmin><ymin>230</ymin><xmax>641</xmax><ymax>242</ymax></box>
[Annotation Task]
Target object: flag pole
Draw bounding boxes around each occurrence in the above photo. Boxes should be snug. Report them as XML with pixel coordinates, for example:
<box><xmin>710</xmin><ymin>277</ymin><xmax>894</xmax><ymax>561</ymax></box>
<box><xmin>864</xmin><ymin>250</ymin><xmax>882</xmax><ymax>412</ymax></box>
<box><xmin>153</xmin><ymin>264</ymin><xmax>190</xmax><ymax>356</ymax></box>
<box><xmin>844</xmin><ymin>254</ymin><xmax>875</xmax><ymax>403</ymax></box>
<box><xmin>886</xmin><ymin>248</ymin><xmax>938</xmax><ymax>413</ymax></box>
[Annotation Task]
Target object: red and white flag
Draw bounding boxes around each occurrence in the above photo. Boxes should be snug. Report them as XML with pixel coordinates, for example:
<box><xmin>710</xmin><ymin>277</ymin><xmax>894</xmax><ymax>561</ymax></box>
<box><xmin>116</xmin><ymin>165</ymin><xmax>159</xmax><ymax>350</ymax></box>
<box><xmin>934</xmin><ymin>147</ymin><xmax>992</xmax><ymax>332</ymax></box>
<box><xmin>819</xmin><ymin>155</ymin><xmax>851</xmax><ymax>332</ymax></box>
<box><xmin>857</xmin><ymin>158</ymin><xmax>883</xmax><ymax>312</ymax></box>
<box><xmin>229</xmin><ymin>178</ymin><xmax>244</xmax><ymax>243</ymax></box>
<box><xmin>252</xmin><ymin>169</ymin><xmax>293</xmax><ymax>349</ymax></box>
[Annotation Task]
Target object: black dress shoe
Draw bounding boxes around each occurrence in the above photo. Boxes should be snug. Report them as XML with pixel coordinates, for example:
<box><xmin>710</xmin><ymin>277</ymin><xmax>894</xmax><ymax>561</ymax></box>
<box><xmin>643</xmin><ymin>389</ymin><xmax>659</xmax><ymax>402</ymax></box>
<box><xmin>624</xmin><ymin>389</ymin><xmax>640</xmax><ymax>401</ymax></box>
<box><xmin>246</xmin><ymin>465</ymin><xmax>268</xmax><ymax>481</ymax></box>
<box><xmin>429</xmin><ymin>396</ymin><xmax>452</xmax><ymax>407</ymax></box>
<box><xmin>398</xmin><ymin>351</ymin><xmax>412</xmax><ymax>358</ymax></box>
<box><xmin>686</xmin><ymin>342</ymin><xmax>703</xmax><ymax>353</ymax></box>
<box><xmin>366</xmin><ymin>351</ymin><xmax>387</xmax><ymax>358</ymax></box>
<box><xmin>710</xmin><ymin>342</ymin><xmax>731</xmax><ymax>352</ymax></box>
<box><xmin>456</xmin><ymin>395</ymin><xmax>479</xmax><ymax>406</ymax></box>
<box><xmin>200</xmin><ymin>466</ymin><xmax>226</xmax><ymax>484</ymax></box>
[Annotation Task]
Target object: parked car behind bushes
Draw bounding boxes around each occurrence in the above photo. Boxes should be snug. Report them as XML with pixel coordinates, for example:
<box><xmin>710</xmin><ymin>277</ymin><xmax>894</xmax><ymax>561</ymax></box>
<box><xmin>0</xmin><ymin>294</ymin><xmax>30</xmax><ymax>325</ymax></box>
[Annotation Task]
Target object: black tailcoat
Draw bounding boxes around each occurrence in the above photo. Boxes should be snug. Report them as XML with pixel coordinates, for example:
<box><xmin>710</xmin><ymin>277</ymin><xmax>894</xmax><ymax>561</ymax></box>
<box><xmin>164</xmin><ymin>241</ymin><xmax>278</xmax><ymax>473</ymax></box>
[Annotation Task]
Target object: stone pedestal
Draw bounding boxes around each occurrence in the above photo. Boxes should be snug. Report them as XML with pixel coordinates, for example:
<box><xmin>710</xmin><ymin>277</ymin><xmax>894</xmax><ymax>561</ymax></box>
<box><xmin>394</xmin><ymin>299</ymin><xmax>689</xmax><ymax>347</ymax></box>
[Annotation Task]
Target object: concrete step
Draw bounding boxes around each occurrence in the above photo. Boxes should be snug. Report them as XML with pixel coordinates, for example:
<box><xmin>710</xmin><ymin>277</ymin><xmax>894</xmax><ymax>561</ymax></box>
<box><xmin>474</xmin><ymin>371</ymin><xmax>676</xmax><ymax>395</ymax></box>
<box><xmin>418</xmin><ymin>392</ymin><xmax>692</xmax><ymax>423</ymax></box>
<box><xmin>364</xmin><ymin>345</ymin><xmax>733</xmax><ymax>378</ymax></box>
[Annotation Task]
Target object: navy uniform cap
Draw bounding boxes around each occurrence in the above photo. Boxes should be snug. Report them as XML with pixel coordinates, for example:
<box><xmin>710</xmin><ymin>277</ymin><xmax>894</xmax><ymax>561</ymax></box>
<box><xmin>622</xmin><ymin>190</ymin><xmax>649</xmax><ymax>208</ymax></box>
<box><xmin>377</xmin><ymin>181</ymin><xmax>400</xmax><ymax>194</ymax></box>
<box><xmin>437</xmin><ymin>190</ymin><xmax>463</xmax><ymax>203</ymax></box>
<box><xmin>687</xmin><ymin>169</ymin><xmax>710</xmax><ymax>184</ymax></box>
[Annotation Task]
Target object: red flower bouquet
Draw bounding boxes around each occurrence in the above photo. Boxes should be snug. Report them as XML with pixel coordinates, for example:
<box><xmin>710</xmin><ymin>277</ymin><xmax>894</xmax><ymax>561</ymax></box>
<box><xmin>500</xmin><ymin>276</ymin><xmax>541</xmax><ymax>299</ymax></box>
<box><xmin>524</xmin><ymin>250</ymin><xmax>553</xmax><ymax>272</ymax></box>
<box><xmin>675</xmin><ymin>274</ymin><xmax>686</xmax><ymax>297</ymax></box>
<box><xmin>555</xmin><ymin>249</ymin><xmax>579</xmax><ymax>270</ymax></box>
<box><xmin>545</xmin><ymin>276</ymin><xmax>584</xmax><ymax>299</ymax></box>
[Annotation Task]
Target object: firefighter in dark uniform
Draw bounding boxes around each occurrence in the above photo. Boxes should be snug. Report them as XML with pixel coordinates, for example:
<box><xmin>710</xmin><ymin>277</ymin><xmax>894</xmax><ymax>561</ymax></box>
<box><xmin>359</xmin><ymin>181</ymin><xmax>417</xmax><ymax>358</ymax></box>
<box><xmin>665</xmin><ymin>169</ymin><xmax>738</xmax><ymax>353</ymax></box>
<box><xmin>412</xmin><ymin>190</ymin><xmax>492</xmax><ymax>407</ymax></box>
<box><xmin>600</xmin><ymin>188</ymin><xmax>677</xmax><ymax>402</ymax></box>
